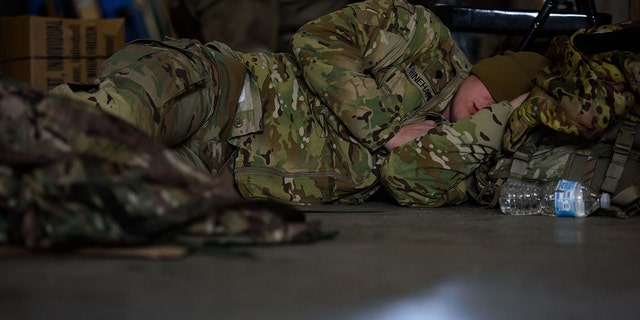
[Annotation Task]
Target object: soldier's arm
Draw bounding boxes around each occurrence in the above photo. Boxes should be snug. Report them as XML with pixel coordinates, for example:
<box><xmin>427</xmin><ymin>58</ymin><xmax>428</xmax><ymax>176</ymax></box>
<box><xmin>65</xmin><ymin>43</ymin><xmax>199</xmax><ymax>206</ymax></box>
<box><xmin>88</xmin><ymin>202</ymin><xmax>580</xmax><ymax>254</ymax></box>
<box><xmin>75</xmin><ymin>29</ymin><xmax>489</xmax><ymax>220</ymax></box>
<box><xmin>380</xmin><ymin>102</ymin><xmax>514</xmax><ymax>207</ymax></box>
<box><xmin>291</xmin><ymin>0</ymin><xmax>451</xmax><ymax>151</ymax></box>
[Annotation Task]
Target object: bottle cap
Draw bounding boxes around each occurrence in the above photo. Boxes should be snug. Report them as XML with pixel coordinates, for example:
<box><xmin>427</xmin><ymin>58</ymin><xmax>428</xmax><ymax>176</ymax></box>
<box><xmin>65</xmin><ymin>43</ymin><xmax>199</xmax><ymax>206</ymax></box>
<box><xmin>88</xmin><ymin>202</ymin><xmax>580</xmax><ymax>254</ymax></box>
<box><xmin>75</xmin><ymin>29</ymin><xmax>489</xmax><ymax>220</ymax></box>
<box><xmin>601</xmin><ymin>193</ymin><xmax>611</xmax><ymax>209</ymax></box>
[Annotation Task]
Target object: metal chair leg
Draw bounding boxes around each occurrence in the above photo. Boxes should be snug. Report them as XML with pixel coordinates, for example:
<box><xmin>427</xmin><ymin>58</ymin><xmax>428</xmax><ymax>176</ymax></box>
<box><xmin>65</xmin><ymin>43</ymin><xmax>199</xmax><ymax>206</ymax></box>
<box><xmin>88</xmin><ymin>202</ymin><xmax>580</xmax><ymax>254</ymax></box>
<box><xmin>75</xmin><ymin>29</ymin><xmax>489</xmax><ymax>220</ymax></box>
<box><xmin>518</xmin><ymin>0</ymin><xmax>601</xmax><ymax>51</ymax></box>
<box><xmin>518</xmin><ymin>0</ymin><xmax>556</xmax><ymax>51</ymax></box>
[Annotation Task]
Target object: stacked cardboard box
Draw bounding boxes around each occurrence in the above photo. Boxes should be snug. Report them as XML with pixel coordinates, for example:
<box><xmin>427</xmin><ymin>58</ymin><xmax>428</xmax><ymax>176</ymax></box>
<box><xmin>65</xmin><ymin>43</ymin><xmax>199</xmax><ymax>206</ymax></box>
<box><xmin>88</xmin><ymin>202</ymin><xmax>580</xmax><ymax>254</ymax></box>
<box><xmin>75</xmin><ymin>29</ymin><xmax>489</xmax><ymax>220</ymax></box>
<box><xmin>0</xmin><ymin>16</ymin><xmax>125</xmax><ymax>91</ymax></box>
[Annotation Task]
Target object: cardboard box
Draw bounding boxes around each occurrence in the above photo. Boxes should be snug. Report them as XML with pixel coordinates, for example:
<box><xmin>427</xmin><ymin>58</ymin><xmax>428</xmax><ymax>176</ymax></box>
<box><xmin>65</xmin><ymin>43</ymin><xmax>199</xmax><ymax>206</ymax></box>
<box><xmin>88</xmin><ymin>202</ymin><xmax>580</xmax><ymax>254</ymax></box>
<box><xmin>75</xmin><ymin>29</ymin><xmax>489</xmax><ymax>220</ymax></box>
<box><xmin>0</xmin><ymin>16</ymin><xmax>125</xmax><ymax>91</ymax></box>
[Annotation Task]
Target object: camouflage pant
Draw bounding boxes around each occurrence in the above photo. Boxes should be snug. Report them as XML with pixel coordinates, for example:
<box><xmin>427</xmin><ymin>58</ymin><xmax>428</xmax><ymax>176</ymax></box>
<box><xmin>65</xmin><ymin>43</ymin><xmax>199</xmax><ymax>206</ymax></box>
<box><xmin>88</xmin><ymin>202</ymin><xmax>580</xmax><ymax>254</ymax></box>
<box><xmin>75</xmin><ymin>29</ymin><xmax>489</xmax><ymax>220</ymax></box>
<box><xmin>52</xmin><ymin>38</ymin><xmax>247</xmax><ymax>175</ymax></box>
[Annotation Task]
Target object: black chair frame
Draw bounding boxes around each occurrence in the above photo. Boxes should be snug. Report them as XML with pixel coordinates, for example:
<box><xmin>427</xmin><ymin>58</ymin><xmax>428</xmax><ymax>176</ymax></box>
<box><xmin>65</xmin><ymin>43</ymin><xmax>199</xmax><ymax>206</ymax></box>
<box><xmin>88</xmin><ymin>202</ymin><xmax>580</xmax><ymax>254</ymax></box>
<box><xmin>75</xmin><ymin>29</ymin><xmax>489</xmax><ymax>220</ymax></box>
<box><xmin>432</xmin><ymin>0</ymin><xmax>612</xmax><ymax>51</ymax></box>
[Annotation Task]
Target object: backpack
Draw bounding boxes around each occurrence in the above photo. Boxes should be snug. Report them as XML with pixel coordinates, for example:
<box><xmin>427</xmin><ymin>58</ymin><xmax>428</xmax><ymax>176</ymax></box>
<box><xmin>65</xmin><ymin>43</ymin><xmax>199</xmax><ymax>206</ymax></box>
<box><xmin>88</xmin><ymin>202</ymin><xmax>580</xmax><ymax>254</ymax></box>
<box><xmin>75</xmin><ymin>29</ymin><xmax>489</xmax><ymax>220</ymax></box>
<box><xmin>470</xmin><ymin>21</ymin><xmax>640</xmax><ymax>218</ymax></box>
<box><xmin>471</xmin><ymin>119</ymin><xmax>640</xmax><ymax>218</ymax></box>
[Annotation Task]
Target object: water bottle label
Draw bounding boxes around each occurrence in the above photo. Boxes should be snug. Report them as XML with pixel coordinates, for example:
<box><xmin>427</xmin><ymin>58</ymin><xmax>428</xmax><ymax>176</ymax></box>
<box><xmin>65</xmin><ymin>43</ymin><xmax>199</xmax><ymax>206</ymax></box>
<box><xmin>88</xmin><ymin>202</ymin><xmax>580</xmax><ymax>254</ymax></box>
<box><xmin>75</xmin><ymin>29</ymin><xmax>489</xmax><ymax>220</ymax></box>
<box><xmin>555</xmin><ymin>179</ymin><xmax>578</xmax><ymax>217</ymax></box>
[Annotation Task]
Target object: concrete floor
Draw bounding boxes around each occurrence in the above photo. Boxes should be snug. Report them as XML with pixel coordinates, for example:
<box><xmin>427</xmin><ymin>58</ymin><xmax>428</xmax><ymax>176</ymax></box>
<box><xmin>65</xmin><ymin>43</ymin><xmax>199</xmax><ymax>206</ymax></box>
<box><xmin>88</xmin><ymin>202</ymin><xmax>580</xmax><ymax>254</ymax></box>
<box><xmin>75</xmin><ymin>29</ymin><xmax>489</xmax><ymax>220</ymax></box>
<box><xmin>1</xmin><ymin>201</ymin><xmax>640</xmax><ymax>320</ymax></box>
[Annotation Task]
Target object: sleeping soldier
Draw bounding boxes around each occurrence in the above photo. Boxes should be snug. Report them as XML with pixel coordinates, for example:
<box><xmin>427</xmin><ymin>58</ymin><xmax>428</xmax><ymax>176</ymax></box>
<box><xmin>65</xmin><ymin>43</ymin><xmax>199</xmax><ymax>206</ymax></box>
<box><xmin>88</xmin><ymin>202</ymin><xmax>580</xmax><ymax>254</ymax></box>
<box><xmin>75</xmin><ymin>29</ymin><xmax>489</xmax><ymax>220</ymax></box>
<box><xmin>45</xmin><ymin>0</ymin><xmax>549</xmax><ymax>207</ymax></box>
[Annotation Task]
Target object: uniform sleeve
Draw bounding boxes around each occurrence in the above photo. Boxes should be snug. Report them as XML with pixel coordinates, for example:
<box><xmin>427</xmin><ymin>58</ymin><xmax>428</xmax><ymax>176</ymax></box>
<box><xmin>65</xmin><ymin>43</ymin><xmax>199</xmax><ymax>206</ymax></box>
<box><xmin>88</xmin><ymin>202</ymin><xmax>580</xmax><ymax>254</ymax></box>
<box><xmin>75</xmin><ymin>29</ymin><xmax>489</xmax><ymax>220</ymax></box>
<box><xmin>290</xmin><ymin>0</ymin><xmax>457</xmax><ymax>151</ymax></box>
<box><xmin>381</xmin><ymin>102</ymin><xmax>514</xmax><ymax>207</ymax></box>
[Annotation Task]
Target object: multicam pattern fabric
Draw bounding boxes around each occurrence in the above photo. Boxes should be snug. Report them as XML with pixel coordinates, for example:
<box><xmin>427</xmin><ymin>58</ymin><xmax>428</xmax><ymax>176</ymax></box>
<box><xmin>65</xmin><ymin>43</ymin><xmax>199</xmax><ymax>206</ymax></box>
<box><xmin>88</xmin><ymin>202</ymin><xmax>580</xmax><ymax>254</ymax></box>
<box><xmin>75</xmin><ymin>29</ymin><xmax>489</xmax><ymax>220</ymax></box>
<box><xmin>53</xmin><ymin>38</ymin><xmax>261</xmax><ymax>175</ymax></box>
<box><xmin>504</xmin><ymin>21</ymin><xmax>640</xmax><ymax>152</ymax></box>
<box><xmin>232</xmin><ymin>50</ymin><xmax>383</xmax><ymax>204</ymax></box>
<box><xmin>293</xmin><ymin>0</ymin><xmax>470</xmax><ymax>150</ymax></box>
<box><xmin>382</xmin><ymin>102</ymin><xmax>515</xmax><ymax>207</ymax></box>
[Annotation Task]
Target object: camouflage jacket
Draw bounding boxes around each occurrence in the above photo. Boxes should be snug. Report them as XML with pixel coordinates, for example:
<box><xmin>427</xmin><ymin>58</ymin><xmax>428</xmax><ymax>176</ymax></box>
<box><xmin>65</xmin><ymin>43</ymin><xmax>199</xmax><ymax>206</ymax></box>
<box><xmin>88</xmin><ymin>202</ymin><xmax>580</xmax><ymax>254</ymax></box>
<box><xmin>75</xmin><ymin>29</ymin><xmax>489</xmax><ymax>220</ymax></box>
<box><xmin>228</xmin><ymin>0</ymin><xmax>512</xmax><ymax>206</ymax></box>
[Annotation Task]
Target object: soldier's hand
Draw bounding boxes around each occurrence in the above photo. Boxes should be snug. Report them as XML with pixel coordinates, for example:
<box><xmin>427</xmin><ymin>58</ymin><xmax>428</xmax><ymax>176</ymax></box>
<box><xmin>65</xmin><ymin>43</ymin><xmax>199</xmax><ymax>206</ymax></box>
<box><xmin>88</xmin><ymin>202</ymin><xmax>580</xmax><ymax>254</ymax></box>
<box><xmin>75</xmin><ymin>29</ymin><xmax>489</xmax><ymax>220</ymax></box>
<box><xmin>385</xmin><ymin>120</ymin><xmax>438</xmax><ymax>151</ymax></box>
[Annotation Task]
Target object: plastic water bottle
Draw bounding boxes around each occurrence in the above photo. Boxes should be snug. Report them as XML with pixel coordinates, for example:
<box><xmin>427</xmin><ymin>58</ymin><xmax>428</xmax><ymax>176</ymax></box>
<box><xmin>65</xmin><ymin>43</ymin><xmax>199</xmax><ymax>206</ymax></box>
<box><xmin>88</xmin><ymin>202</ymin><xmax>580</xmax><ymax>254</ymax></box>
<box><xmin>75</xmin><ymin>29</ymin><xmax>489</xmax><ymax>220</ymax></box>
<box><xmin>499</xmin><ymin>179</ymin><xmax>610</xmax><ymax>217</ymax></box>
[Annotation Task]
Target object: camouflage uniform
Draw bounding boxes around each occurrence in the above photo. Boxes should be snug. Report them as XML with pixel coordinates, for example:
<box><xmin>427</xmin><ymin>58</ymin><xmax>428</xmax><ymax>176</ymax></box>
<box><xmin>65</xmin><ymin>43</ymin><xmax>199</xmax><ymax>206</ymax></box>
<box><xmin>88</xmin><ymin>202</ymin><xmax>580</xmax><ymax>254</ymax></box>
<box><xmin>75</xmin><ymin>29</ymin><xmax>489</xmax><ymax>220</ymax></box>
<box><xmin>48</xmin><ymin>0</ymin><xmax>518</xmax><ymax>207</ymax></box>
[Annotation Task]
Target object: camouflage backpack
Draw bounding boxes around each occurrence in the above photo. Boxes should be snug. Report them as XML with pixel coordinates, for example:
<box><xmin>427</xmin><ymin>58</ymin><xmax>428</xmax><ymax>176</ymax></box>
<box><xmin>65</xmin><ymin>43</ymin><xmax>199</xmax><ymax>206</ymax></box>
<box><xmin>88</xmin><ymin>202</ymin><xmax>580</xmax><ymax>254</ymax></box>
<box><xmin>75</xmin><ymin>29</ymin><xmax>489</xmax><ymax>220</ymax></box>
<box><xmin>471</xmin><ymin>21</ymin><xmax>640</xmax><ymax>218</ymax></box>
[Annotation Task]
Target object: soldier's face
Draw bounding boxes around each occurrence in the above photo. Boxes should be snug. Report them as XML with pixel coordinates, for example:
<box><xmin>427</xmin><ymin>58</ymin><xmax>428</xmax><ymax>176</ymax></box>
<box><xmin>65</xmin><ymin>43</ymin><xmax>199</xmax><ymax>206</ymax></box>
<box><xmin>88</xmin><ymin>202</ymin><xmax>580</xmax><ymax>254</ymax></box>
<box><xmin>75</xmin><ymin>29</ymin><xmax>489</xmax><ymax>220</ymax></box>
<box><xmin>445</xmin><ymin>75</ymin><xmax>495</xmax><ymax>122</ymax></box>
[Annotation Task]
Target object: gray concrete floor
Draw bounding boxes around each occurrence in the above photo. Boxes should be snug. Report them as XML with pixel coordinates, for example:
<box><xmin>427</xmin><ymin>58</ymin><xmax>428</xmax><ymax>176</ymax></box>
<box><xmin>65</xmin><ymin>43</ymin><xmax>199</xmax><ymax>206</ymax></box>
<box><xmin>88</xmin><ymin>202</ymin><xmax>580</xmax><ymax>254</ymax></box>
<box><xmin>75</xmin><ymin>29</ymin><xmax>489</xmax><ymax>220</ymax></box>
<box><xmin>1</xmin><ymin>202</ymin><xmax>640</xmax><ymax>320</ymax></box>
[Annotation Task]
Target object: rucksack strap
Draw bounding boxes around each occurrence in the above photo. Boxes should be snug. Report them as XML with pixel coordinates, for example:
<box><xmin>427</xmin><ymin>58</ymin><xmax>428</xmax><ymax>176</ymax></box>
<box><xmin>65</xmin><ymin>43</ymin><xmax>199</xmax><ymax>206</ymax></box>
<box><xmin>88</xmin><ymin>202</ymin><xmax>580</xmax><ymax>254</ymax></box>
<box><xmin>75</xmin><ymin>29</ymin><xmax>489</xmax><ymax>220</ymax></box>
<box><xmin>602</xmin><ymin>119</ymin><xmax>638</xmax><ymax>194</ymax></box>
<box><xmin>507</xmin><ymin>129</ymin><xmax>545</xmax><ymax>179</ymax></box>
